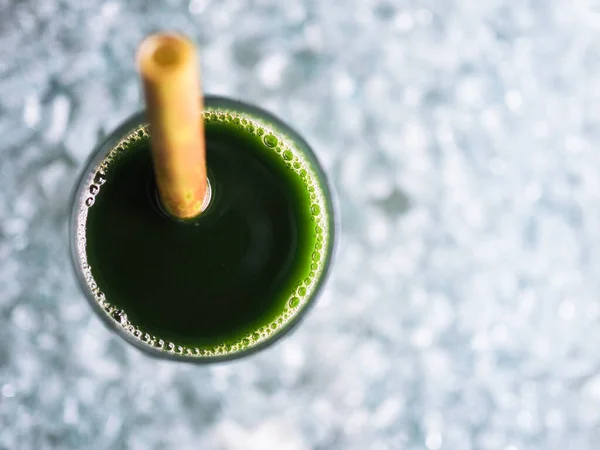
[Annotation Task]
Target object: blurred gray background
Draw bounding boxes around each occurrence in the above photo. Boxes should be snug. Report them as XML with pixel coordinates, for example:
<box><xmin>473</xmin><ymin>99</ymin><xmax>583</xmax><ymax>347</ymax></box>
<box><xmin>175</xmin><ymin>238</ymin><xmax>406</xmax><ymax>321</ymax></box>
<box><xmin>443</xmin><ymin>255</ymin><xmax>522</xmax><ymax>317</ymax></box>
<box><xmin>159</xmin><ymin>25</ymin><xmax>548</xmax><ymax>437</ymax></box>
<box><xmin>2</xmin><ymin>0</ymin><xmax>600</xmax><ymax>448</ymax></box>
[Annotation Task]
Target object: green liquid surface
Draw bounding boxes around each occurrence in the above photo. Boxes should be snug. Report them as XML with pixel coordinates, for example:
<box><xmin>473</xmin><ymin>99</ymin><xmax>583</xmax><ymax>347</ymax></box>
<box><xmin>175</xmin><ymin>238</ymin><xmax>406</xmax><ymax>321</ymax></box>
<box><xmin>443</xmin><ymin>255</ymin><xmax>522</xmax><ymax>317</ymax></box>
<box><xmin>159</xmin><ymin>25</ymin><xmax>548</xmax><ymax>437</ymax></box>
<box><xmin>78</xmin><ymin>109</ymin><xmax>330</xmax><ymax>356</ymax></box>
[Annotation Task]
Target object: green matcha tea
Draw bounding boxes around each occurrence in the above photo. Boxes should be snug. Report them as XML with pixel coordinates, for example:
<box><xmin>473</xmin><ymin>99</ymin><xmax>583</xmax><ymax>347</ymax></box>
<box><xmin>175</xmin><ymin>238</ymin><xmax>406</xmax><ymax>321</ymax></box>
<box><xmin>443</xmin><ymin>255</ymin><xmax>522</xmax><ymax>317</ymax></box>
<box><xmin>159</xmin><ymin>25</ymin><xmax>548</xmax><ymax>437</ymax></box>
<box><xmin>72</xmin><ymin>97</ymin><xmax>334</xmax><ymax>360</ymax></box>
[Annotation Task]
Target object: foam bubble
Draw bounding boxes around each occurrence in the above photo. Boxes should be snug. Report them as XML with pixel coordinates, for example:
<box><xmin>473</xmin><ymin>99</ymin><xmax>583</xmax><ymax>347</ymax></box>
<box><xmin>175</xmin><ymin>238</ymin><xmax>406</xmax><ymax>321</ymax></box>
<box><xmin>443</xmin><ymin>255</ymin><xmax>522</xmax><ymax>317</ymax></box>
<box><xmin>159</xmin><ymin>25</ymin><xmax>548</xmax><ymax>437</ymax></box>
<box><xmin>263</xmin><ymin>134</ymin><xmax>278</xmax><ymax>147</ymax></box>
<box><xmin>113</xmin><ymin>310</ymin><xmax>127</xmax><ymax>325</ymax></box>
<box><xmin>94</xmin><ymin>171</ymin><xmax>107</xmax><ymax>185</ymax></box>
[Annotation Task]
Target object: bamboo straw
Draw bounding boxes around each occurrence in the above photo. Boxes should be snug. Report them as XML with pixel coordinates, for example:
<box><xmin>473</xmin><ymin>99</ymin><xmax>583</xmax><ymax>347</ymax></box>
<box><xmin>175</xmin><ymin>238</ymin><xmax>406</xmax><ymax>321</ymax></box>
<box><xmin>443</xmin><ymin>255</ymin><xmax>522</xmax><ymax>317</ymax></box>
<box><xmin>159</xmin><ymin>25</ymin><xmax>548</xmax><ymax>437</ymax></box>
<box><xmin>137</xmin><ymin>33</ymin><xmax>207</xmax><ymax>219</ymax></box>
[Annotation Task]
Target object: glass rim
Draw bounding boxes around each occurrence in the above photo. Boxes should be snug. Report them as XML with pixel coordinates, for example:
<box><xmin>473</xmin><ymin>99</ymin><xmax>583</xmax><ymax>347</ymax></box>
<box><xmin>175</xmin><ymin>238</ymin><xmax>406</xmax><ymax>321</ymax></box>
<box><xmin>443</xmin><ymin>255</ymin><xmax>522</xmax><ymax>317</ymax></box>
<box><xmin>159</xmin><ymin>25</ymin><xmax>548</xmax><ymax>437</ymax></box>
<box><xmin>69</xmin><ymin>95</ymin><xmax>340</xmax><ymax>363</ymax></box>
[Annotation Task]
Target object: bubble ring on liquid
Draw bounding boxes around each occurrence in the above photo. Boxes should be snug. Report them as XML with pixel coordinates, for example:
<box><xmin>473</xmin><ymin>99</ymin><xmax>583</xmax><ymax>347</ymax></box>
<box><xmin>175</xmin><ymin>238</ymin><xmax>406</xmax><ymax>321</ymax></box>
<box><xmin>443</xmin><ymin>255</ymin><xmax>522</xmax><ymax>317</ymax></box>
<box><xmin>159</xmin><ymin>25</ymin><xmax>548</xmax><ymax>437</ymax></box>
<box><xmin>75</xmin><ymin>108</ymin><xmax>331</xmax><ymax>358</ymax></box>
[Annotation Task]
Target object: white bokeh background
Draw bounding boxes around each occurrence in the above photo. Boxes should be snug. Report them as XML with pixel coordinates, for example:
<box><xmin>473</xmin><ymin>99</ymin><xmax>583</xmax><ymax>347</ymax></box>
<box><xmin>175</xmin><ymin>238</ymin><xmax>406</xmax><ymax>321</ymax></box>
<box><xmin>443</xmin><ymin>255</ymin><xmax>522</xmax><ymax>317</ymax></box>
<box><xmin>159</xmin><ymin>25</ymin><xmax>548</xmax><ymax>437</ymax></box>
<box><xmin>2</xmin><ymin>0</ymin><xmax>600</xmax><ymax>449</ymax></box>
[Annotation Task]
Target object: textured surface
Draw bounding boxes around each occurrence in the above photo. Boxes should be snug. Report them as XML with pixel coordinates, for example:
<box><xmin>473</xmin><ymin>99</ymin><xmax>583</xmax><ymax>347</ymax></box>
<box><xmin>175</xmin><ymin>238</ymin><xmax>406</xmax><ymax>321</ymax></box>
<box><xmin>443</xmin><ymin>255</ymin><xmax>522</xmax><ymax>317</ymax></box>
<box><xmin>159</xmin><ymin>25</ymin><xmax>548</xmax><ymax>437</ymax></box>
<box><xmin>2</xmin><ymin>0</ymin><xmax>600</xmax><ymax>449</ymax></box>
